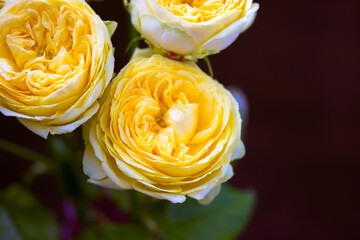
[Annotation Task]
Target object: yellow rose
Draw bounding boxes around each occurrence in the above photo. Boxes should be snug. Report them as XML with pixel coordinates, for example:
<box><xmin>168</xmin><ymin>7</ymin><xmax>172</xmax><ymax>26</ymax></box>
<box><xmin>0</xmin><ymin>0</ymin><xmax>115</xmax><ymax>138</ymax></box>
<box><xmin>83</xmin><ymin>52</ymin><xmax>244</xmax><ymax>203</ymax></box>
<box><xmin>126</xmin><ymin>0</ymin><xmax>259</xmax><ymax>58</ymax></box>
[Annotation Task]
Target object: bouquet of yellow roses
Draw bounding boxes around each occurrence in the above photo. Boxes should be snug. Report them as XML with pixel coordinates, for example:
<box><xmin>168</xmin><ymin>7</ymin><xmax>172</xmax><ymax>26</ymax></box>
<box><xmin>0</xmin><ymin>0</ymin><xmax>259</xmax><ymax>239</ymax></box>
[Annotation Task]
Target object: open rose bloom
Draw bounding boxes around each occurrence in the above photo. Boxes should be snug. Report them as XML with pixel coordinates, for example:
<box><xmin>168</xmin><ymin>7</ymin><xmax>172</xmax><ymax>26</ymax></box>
<box><xmin>126</xmin><ymin>0</ymin><xmax>259</xmax><ymax>58</ymax></box>
<box><xmin>83</xmin><ymin>53</ymin><xmax>245</xmax><ymax>203</ymax></box>
<box><xmin>0</xmin><ymin>0</ymin><xmax>115</xmax><ymax>138</ymax></box>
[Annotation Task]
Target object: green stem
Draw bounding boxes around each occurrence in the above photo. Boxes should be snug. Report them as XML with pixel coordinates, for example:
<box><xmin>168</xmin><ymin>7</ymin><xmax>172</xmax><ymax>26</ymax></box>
<box><xmin>124</xmin><ymin>36</ymin><xmax>144</xmax><ymax>57</ymax></box>
<box><xmin>125</xmin><ymin>12</ymin><xmax>140</xmax><ymax>58</ymax></box>
<box><xmin>128</xmin><ymin>191</ymin><xmax>167</xmax><ymax>240</ymax></box>
<box><xmin>0</xmin><ymin>138</ymin><xmax>52</xmax><ymax>169</ymax></box>
<box><xmin>140</xmin><ymin>212</ymin><xmax>167</xmax><ymax>240</ymax></box>
<box><xmin>45</xmin><ymin>134</ymin><xmax>94</xmax><ymax>225</ymax></box>
<box><xmin>204</xmin><ymin>56</ymin><xmax>214</xmax><ymax>78</ymax></box>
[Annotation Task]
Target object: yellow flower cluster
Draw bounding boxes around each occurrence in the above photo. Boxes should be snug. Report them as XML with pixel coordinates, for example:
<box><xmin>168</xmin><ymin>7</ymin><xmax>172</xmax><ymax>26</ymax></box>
<box><xmin>0</xmin><ymin>0</ymin><xmax>250</xmax><ymax>203</ymax></box>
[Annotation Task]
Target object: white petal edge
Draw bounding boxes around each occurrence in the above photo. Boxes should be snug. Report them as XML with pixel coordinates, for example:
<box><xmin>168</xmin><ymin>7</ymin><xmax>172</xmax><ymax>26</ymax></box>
<box><xmin>132</xmin><ymin>181</ymin><xmax>186</xmax><ymax>203</ymax></box>
<box><xmin>201</xmin><ymin>3</ymin><xmax>259</xmax><ymax>52</ymax></box>
<box><xmin>139</xmin><ymin>15</ymin><xmax>199</xmax><ymax>54</ymax></box>
<box><xmin>83</xmin><ymin>142</ymin><xmax>107</xmax><ymax>180</ymax></box>
<box><xmin>18</xmin><ymin>101</ymin><xmax>100</xmax><ymax>139</ymax></box>
<box><xmin>230</xmin><ymin>140</ymin><xmax>246</xmax><ymax>161</ymax></box>
<box><xmin>88</xmin><ymin>178</ymin><xmax>119</xmax><ymax>189</ymax></box>
<box><xmin>198</xmin><ymin>185</ymin><xmax>221</xmax><ymax>205</ymax></box>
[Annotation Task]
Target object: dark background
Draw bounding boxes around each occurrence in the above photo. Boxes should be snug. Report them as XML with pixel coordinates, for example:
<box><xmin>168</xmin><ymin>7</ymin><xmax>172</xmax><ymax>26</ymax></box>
<box><xmin>1</xmin><ymin>0</ymin><xmax>359</xmax><ymax>239</ymax></box>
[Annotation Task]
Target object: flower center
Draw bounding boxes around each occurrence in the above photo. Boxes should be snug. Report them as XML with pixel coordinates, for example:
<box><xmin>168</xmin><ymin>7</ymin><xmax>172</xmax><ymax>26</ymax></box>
<box><xmin>179</xmin><ymin>0</ymin><xmax>203</xmax><ymax>8</ymax></box>
<box><xmin>155</xmin><ymin>112</ymin><xmax>167</xmax><ymax>128</ymax></box>
<box><xmin>36</xmin><ymin>45</ymin><xmax>55</xmax><ymax>59</ymax></box>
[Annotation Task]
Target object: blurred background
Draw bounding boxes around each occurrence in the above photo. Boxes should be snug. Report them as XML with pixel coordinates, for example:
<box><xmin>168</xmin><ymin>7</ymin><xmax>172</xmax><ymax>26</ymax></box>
<box><xmin>0</xmin><ymin>0</ymin><xmax>359</xmax><ymax>239</ymax></box>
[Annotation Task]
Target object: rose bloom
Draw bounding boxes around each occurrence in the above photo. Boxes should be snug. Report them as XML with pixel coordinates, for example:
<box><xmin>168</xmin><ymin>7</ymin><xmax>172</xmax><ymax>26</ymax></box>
<box><xmin>83</xmin><ymin>52</ymin><xmax>245</xmax><ymax>203</ymax></box>
<box><xmin>0</xmin><ymin>0</ymin><xmax>115</xmax><ymax>138</ymax></box>
<box><xmin>126</xmin><ymin>0</ymin><xmax>259</xmax><ymax>58</ymax></box>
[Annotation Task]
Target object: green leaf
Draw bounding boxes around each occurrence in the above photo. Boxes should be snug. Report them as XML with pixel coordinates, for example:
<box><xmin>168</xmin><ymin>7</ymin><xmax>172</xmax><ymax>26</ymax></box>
<box><xmin>104</xmin><ymin>21</ymin><xmax>118</xmax><ymax>38</ymax></box>
<box><xmin>76</xmin><ymin>224</ymin><xmax>154</xmax><ymax>240</ymax></box>
<box><xmin>154</xmin><ymin>184</ymin><xmax>256</xmax><ymax>240</ymax></box>
<box><xmin>0</xmin><ymin>185</ymin><xmax>58</xmax><ymax>240</ymax></box>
